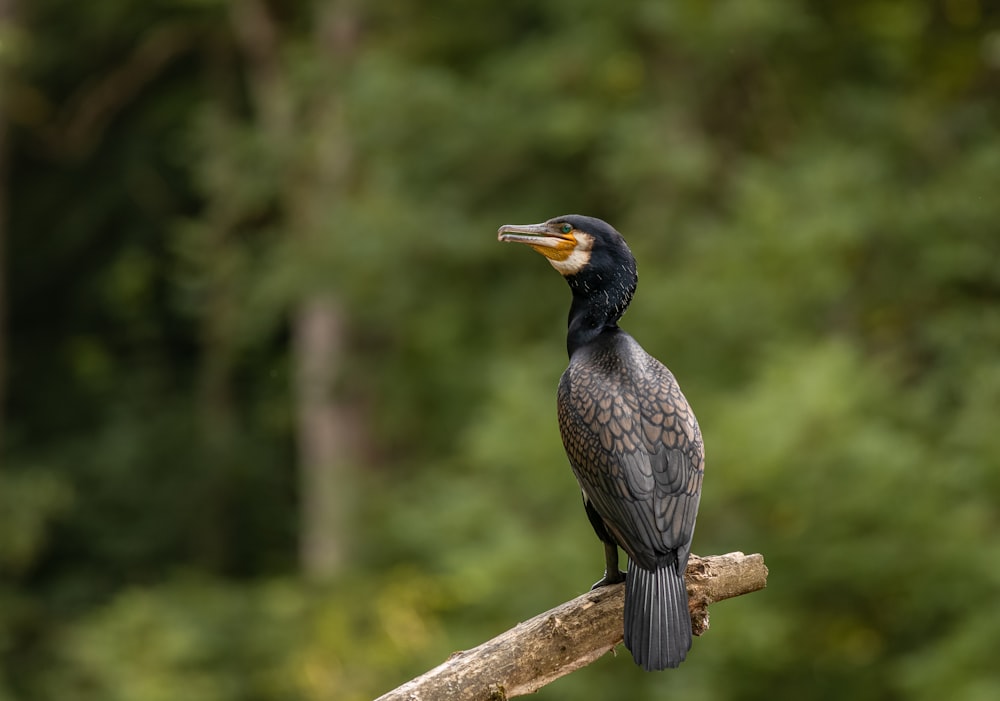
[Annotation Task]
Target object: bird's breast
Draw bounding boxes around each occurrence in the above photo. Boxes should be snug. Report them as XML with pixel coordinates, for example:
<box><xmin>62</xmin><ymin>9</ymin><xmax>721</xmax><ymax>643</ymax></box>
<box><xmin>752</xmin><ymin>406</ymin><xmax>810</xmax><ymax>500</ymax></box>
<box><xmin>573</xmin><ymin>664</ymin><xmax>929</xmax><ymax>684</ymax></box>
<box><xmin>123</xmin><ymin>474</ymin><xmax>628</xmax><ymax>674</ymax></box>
<box><xmin>558</xmin><ymin>334</ymin><xmax>702</xmax><ymax>463</ymax></box>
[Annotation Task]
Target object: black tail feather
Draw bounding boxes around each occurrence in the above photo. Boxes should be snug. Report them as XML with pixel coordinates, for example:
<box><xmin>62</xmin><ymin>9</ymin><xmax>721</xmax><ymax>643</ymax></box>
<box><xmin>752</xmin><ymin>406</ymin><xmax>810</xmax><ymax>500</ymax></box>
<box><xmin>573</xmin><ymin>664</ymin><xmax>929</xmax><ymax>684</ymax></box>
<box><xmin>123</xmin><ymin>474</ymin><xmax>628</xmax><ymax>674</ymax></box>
<box><xmin>623</xmin><ymin>559</ymin><xmax>691</xmax><ymax>670</ymax></box>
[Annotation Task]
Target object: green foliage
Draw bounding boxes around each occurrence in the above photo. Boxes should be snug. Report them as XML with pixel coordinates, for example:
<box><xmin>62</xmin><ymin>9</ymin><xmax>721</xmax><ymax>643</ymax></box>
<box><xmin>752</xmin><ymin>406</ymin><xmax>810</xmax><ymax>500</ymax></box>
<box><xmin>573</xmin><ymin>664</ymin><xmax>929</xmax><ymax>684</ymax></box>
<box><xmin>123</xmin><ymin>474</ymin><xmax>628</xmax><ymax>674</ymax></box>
<box><xmin>42</xmin><ymin>573</ymin><xmax>451</xmax><ymax>701</ymax></box>
<box><xmin>0</xmin><ymin>470</ymin><xmax>71</xmax><ymax>576</ymax></box>
<box><xmin>4</xmin><ymin>0</ymin><xmax>1000</xmax><ymax>699</ymax></box>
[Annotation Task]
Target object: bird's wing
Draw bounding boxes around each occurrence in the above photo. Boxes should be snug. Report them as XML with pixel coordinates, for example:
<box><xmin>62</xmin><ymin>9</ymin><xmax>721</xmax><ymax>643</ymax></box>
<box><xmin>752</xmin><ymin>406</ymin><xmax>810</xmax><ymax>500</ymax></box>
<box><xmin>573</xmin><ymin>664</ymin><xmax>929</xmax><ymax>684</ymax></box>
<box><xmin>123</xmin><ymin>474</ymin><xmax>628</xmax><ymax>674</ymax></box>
<box><xmin>558</xmin><ymin>351</ymin><xmax>704</xmax><ymax>572</ymax></box>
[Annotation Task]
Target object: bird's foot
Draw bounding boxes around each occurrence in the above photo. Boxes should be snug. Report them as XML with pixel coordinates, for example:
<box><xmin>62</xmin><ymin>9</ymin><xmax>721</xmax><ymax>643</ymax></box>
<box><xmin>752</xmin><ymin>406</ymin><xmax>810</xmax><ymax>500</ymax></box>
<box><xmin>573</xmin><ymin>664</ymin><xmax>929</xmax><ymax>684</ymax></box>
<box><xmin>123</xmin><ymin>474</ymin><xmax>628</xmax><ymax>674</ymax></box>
<box><xmin>591</xmin><ymin>569</ymin><xmax>627</xmax><ymax>590</ymax></box>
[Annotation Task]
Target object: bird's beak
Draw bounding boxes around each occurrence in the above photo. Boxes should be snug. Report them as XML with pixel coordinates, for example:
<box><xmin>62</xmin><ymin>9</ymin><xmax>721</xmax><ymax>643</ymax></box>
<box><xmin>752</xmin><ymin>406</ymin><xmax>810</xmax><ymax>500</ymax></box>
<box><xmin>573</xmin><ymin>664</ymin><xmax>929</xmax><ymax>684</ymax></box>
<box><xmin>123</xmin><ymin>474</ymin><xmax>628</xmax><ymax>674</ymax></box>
<box><xmin>497</xmin><ymin>222</ymin><xmax>577</xmax><ymax>252</ymax></box>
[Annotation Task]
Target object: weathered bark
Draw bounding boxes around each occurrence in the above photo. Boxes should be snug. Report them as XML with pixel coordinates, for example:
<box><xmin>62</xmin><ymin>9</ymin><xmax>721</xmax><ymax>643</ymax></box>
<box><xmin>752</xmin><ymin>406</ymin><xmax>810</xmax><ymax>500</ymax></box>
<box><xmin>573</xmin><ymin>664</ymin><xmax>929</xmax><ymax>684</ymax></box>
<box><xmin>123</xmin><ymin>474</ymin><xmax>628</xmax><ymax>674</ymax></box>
<box><xmin>375</xmin><ymin>552</ymin><xmax>768</xmax><ymax>701</ymax></box>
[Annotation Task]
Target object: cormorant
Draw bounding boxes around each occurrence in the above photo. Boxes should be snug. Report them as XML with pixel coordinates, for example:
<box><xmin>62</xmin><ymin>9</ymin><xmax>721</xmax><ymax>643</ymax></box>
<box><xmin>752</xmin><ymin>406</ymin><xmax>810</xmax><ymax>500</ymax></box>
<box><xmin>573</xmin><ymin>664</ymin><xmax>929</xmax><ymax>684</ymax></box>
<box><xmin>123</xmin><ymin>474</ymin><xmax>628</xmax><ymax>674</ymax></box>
<box><xmin>497</xmin><ymin>214</ymin><xmax>704</xmax><ymax>671</ymax></box>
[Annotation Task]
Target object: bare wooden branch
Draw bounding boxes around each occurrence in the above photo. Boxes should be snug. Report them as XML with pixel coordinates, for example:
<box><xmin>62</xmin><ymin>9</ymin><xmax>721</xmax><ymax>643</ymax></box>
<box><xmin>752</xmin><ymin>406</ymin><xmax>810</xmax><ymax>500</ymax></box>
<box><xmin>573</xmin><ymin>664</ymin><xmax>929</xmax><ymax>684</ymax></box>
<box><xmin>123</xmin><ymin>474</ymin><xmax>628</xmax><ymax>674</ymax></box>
<box><xmin>375</xmin><ymin>552</ymin><xmax>768</xmax><ymax>701</ymax></box>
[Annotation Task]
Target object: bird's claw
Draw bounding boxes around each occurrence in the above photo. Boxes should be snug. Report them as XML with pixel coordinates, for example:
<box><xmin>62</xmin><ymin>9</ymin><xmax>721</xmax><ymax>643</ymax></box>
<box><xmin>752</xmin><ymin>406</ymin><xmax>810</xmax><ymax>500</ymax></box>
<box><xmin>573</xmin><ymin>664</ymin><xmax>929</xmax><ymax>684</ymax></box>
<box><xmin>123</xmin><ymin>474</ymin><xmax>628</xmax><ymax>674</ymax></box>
<box><xmin>591</xmin><ymin>569</ymin><xmax>627</xmax><ymax>590</ymax></box>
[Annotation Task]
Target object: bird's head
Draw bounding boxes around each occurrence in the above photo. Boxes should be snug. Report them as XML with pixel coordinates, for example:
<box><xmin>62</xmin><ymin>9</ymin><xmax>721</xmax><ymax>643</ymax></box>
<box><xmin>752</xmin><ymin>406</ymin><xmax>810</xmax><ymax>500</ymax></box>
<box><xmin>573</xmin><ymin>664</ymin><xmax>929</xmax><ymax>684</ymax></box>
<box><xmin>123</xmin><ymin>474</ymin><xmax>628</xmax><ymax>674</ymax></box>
<box><xmin>497</xmin><ymin>214</ymin><xmax>637</xmax><ymax>282</ymax></box>
<box><xmin>498</xmin><ymin>214</ymin><xmax>639</xmax><ymax>351</ymax></box>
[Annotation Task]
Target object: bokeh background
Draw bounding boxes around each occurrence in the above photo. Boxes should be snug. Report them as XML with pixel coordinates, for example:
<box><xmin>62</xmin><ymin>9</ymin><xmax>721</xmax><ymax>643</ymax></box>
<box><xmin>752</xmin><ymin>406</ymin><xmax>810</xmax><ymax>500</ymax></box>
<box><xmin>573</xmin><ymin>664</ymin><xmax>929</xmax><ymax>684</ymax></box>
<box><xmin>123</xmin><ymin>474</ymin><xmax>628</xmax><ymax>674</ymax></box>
<box><xmin>3</xmin><ymin>1</ymin><xmax>1000</xmax><ymax>699</ymax></box>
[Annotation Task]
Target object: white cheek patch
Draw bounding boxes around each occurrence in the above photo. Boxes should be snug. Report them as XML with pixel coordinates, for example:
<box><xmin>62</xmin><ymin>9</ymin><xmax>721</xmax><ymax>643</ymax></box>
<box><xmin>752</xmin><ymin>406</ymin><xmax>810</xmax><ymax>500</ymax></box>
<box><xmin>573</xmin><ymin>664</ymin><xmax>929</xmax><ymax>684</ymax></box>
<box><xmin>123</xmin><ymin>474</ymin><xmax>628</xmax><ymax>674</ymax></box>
<box><xmin>547</xmin><ymin>232</ymin><xmax>594</xmax><ymax>276</ymax></box>
<box><xmin>548</xmin><ymin>247</ymin><xmax>591</xmax><ymax>275</ymax></box>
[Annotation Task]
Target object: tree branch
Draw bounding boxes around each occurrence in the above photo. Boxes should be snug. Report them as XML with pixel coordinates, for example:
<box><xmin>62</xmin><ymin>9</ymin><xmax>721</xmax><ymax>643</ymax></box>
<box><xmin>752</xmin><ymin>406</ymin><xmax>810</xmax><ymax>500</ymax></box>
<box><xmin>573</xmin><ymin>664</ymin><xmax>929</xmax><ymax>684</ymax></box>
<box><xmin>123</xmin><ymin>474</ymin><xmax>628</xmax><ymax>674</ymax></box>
<box><xmin>47</xmin><ymin>22</ymin><xmax>197</xmax><ymax>157</ymax></box>
<box><xmin>375</xmin><ymin>552</ymin><xmax>767</xmax><ymax>701</ymax></box>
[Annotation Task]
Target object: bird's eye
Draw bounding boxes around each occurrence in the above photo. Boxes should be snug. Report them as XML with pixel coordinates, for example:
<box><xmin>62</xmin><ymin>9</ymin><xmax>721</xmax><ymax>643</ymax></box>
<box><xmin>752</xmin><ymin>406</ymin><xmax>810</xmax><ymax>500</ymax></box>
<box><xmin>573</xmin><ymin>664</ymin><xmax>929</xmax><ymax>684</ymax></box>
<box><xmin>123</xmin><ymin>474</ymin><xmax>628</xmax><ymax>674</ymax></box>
<box><xmin>560</xmin><ymin>223</ymin><xmax>572</xmax><ymax>234</ymax></box>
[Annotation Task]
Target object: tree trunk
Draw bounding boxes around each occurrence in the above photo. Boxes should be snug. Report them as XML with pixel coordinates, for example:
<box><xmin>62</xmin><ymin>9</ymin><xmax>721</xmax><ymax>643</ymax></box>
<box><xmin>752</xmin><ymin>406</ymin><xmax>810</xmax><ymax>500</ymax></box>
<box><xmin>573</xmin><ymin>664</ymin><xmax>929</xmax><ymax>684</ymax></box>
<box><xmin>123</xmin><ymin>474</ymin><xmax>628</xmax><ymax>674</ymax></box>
<box><xmin>231</xmin><ymin>0</ymin><xmax>363</xmax><ymax>579</ymax></box>
<box><xmin>195</xmin><ymin>215</ymin><xmax>238</xmax><ymax>569</ymax></box>
<box><xmin>292</xmin><ymin>0</ymin><xmax>362</xmax><ymax>581</ymax></box>
<box><xmin>292</xmin><ymin>297</ymin><xmax>355</xmax><ymax>578</ymax></box>
<box><xmin>0</xmin><ymin>0</ymin><xmax>15</xmax><ymax>452</ymax></box>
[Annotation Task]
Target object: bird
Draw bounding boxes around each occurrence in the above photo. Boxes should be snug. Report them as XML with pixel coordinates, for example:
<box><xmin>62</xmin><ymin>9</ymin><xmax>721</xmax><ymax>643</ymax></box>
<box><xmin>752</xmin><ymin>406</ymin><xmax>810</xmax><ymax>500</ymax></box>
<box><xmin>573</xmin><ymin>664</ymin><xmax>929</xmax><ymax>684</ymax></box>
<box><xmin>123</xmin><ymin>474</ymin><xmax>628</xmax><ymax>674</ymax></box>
<box><xmin>497</xmin><ymin>214</ymin><xmax>705</xmax><ymax>671</ymax></box>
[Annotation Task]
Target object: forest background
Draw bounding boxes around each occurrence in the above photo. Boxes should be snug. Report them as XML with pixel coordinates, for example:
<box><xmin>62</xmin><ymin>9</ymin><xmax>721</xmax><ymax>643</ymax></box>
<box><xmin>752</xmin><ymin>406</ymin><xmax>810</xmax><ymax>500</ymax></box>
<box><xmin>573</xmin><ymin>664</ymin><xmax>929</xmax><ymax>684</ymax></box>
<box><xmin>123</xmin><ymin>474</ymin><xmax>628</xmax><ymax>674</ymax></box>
<box><xmin>2</xmin><ymin>1</ymin><xmax>999</xmax><ymax>700</ymax></box>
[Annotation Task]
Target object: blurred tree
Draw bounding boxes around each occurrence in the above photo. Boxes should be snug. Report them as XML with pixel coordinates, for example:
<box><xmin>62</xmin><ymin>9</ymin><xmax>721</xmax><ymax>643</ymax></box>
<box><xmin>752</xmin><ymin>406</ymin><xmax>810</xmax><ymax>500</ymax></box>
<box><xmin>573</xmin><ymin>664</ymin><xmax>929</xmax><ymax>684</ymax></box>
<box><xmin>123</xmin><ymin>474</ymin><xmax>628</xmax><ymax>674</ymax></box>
<box><xmin>225</xmin><ymin>0</ymin><xmax>365</xmax><ymax>579</ymax></box>
<box><xmin>0</xmin><ymin>0</ymin><xmax>13</xmax><ymax>451</ymax></box>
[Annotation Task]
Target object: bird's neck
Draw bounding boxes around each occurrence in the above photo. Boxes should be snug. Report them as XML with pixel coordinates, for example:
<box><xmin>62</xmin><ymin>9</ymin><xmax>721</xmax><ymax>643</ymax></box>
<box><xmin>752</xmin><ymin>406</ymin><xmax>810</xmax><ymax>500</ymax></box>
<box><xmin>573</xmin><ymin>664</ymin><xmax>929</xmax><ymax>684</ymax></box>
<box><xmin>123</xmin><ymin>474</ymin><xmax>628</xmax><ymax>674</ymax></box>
<box><xmin>565</xmin><ymin>268</ymin><xmax>636</xmax><ymax>357</ymax></box>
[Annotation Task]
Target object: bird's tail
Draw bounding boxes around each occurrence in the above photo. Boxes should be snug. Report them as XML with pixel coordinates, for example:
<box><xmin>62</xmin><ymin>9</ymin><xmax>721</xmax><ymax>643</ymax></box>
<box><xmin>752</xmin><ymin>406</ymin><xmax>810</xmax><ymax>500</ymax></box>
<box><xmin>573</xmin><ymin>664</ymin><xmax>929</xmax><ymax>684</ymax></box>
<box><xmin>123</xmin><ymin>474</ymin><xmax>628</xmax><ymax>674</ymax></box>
<box><xmin>623</xmin><ymin>558</ymin><xmax>692</xmax><ymax>670</ymax></box>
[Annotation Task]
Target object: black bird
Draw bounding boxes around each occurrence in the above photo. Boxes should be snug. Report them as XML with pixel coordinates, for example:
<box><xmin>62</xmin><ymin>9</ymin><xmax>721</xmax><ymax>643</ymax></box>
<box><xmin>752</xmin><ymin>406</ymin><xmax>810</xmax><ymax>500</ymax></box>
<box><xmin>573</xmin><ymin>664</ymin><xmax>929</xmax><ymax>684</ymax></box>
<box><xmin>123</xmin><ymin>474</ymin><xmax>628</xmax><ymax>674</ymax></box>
<box><xmin>497</xmin><ymin>214</ymin><xmax>704</xmax><ymax>670</ymax></box>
